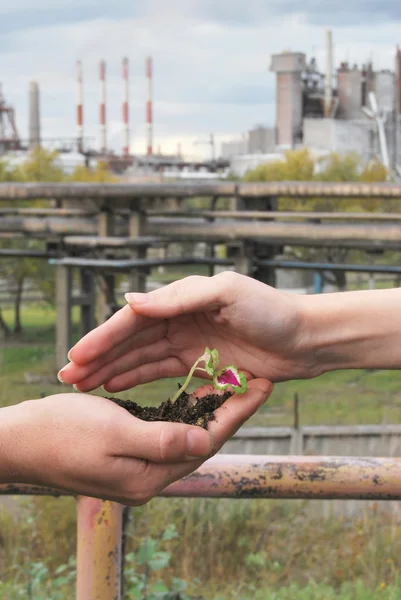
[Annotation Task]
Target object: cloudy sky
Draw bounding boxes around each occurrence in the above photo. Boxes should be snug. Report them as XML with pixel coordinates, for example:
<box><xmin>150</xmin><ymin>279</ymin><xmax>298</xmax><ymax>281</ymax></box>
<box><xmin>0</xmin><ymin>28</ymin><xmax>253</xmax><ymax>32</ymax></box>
<box><xmin>1</xmin><ymin>0</ymin><xmax>401</xmax><ymax>158</ymax></box>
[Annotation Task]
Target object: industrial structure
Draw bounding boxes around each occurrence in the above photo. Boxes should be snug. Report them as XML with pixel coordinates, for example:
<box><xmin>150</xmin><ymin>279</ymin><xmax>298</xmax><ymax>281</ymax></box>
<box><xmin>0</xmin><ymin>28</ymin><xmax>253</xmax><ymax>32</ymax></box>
<box><xmin>0</xmin><ymin>84</ymin><xmax>20</xmax><ymax>153</ymax></box>
<box><xmin>3</xmin><ymin>31</ymin><xmax>400</xmax><ymax>177</ymax></box>
<box><xmin>222</xmin><ymin>33</ymin><xmax>401</xmax><ymax>177</ymax></box>
<box><xmin>0</xmin><ymin>56</ymin><xmax>223</xmax><ymax>177</ymax></box>
<box><xmin>28</xmin><ymin>81</ymin><xmax>41</xmax><ymax>149</ymax></box>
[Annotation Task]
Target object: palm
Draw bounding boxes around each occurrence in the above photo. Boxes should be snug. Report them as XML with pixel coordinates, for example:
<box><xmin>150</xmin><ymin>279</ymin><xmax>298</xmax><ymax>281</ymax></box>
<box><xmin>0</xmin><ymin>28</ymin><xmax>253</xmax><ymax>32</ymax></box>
<box><xmin>164</xmin><ymin>313</ymin><xmax>269</xmax><ymax>378</ymax></box>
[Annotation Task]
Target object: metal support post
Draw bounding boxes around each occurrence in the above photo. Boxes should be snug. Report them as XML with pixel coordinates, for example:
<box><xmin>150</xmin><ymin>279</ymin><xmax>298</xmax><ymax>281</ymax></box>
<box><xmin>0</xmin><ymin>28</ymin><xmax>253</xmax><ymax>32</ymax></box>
<box><xmin>76</xmin><ymin>497</ymin><xmax>125</xmax><ymax>600</ymax></box>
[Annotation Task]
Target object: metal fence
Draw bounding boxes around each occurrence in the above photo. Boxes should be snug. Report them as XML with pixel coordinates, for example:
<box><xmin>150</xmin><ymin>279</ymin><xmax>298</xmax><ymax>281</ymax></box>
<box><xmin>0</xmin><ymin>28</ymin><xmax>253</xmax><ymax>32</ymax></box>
<box><xmin>2</xmin><ymin>454</ymin><xmax>401</xmax><ymax>599</ymax></box>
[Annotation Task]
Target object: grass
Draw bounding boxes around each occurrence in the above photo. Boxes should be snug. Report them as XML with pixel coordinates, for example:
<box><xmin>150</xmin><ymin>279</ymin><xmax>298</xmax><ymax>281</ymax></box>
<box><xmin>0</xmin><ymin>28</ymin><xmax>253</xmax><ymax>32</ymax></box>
<box><xmin>2</xmin><ymin>497</ymin><xmax>401</xmax><ymax>598</ymax></box>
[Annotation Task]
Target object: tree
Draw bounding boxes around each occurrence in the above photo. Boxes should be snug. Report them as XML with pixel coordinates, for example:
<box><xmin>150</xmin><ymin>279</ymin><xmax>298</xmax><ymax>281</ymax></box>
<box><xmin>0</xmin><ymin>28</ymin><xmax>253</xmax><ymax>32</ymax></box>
<box><xmin>244</xmin><ymin>150</ymin><xmax>389</xmax><ymax>290</ymax></box>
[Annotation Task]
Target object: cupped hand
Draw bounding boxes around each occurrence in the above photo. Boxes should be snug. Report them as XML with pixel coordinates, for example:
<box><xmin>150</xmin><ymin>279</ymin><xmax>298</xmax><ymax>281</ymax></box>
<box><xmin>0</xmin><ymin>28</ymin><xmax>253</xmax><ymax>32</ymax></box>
<box><xmin>0</xmin><ymin>381</ymin><xmax>271</xmax><ymax>505</ymax></box>
<box><xmin>59</xmin><ymin>272</ymin><xmax>316</xmax><ymax>393</ymax></box>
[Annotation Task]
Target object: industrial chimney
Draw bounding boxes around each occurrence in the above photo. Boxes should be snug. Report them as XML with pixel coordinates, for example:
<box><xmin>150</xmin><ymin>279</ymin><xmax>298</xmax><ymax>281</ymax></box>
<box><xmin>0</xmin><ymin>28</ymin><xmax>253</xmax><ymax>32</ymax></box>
<box><xmin>76</xmin><ymin>60</ymin><xmax>84</xmax><ymax>153</ymax></box>
<box><xmin>146</xmin><ymin>56</ymin><xmax>153</xmax><ymax>156</ymax></box>
<box><xmin>270</xmin><ymin>52</ymin><xmax>306</xmax><ymax>148</ymax></box>
<box><xmin>122</xmin><ymin>57</ymin><xmax>130</xmax><ymax>155</ymax></box>
<box><xmin>29</xmin><ymin>81</ymin><xmax>41</xmax><ymax>149</ymax></box>
<box><xmin>99</xmin><ymin>60</ymin><xmax>107</xmax><ymax>154</ymax></box>
<box><xmin>324</xmin><ymin>30</ymin><xmax>334</xmax><ymax>118</ymax></box>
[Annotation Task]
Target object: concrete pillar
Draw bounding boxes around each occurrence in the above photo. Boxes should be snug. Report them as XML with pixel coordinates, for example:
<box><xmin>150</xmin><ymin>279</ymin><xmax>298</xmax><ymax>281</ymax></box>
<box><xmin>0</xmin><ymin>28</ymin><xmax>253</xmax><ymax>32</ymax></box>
<box><xmin>128</xmin><ymin>200</ymin><xmax>147</xmax><ymax>293</ymax></box>
<box><xmin>245</xmin><ymin>196</ymin><xmax>278</xmax><ymax>287</ymax></box>
<box><xmin>98</xmin><ymin>206</ymin><xmax>116</xmax><ymax>321</ymax></box>
<box><xmin>56</xmin><ymin>265</ymin><xmax>72</xmax><ymax>372</ymax></box>
<box><xmin>80</xmin><ymin>269</ymin><xmax>96</xmax><ymax>337</ymax></box>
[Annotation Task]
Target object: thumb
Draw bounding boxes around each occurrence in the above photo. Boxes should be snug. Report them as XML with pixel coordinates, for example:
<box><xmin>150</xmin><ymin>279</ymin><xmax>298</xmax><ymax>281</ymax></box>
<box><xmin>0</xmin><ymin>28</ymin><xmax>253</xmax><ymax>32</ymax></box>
<box><xmin>118</xmin><ymin>418</ymin><xmax>214</xmax><ymax>463</ymax></box>
<box><xmin>207</xmin><ymin>378</ymin><xmax>273</xmax><ymax>452</ymax></box>
<box><xmin>125</xmin><ymin>273</ymin><xmax>238</xmax><ymax>318</ymax></box>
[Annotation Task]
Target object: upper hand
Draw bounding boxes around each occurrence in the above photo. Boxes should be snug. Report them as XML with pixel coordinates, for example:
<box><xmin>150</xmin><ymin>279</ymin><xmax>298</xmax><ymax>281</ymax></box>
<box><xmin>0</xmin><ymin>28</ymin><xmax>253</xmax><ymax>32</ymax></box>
<box><xmin>59</xmin><ymin>272</ymin><xmax>316</xmax><ymax>393</ymax></box>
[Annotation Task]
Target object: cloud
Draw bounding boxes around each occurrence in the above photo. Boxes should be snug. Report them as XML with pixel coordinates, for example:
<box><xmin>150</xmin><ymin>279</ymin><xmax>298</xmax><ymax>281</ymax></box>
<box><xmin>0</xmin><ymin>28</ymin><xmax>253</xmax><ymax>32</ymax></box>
<box><xmin>0</xmin><ymin>1</ymin><xmax>401</xmax><ymax>158</ymax></box>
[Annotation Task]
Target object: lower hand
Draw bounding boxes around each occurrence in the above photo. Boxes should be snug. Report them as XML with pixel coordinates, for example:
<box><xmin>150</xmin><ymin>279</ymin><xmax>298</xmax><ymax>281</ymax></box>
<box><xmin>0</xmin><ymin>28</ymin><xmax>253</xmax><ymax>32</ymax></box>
<box><xmin>0</xmin><ymin>382</ymin><xmax>271</xmax><ymax>505</ymax></box>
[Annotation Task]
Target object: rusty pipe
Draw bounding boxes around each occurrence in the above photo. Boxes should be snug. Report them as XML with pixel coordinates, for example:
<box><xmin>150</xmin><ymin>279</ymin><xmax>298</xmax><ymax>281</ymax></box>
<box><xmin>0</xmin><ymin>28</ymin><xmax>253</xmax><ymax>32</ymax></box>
<box><xmin>161</xmin><ymin>455</ymin><xmax>401</xmax><ymax>500</ymax></box>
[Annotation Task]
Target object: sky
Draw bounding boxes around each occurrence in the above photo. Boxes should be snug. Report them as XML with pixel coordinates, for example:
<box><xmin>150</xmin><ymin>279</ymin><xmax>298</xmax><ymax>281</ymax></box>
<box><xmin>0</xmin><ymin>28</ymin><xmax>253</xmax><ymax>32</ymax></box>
<box><xmin>1</xmin><ymin>0</ymin><xmax>401</xmax><ymax>158</ymax></box>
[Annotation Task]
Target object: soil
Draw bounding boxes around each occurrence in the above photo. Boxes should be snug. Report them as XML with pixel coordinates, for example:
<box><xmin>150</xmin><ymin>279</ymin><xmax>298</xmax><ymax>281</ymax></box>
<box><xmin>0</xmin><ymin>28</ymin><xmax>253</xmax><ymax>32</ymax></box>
<box><xmin>109</xmin><ymin>388</ymin><xmax>232</xmax><ymax>429</ymax></box>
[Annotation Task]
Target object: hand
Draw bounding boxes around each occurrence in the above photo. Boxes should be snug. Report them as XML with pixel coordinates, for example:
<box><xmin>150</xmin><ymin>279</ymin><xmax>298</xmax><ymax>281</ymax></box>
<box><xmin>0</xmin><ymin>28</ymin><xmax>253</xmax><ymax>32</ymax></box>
<box><xmin>0</xmin><ymin>382</ymin><xmax>271</xmax><ymax>505</ymax></box>
<box><xmin>59</xmin><ymin>272</ymin><xmax>316</xmax><ymax>392</ymax></box>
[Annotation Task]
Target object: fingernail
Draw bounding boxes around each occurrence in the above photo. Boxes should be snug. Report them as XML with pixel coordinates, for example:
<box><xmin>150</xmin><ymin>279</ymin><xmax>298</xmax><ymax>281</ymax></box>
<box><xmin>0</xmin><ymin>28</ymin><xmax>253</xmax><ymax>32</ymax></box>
<box><xmin>67</xmin><ymin>348</ymin><xmax>74</xmax><ymax>361</ymax></box>
<box><xmin>57</xmin><ymin>370</ymin><xmax>65</xmax><ymax>384</ymax></box>
<box><xmin>125</xmin><ymin>293</ymin><xmax>149</xmax><ymax>305</ymax></box>
<box><xmin>73</xmin><ymin>384</ymin><xmax>80</xmax><ymax>392</ymax></box>
<box><xmin>186</xmin><ymin>428</ymin><xmax>213</xmax><ymax>459</ymax></box>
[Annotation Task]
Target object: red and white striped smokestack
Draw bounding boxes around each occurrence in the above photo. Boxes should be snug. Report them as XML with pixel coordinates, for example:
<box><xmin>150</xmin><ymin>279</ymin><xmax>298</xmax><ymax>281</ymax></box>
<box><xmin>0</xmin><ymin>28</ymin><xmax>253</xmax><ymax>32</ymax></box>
<box><xmin>146</xmin><ymin>56</ymin><xmax>153</xmax><ymax>156</ymax></box>
<box><xmin>76</xmin><ymin>60</ymin><xmax>84</xmax><ymax>152</ymax></box>
<box><xmin>99</xmin><ymin>59</ymin><xmax>107</xmax><ymax>154</ymax></box>
<box><xmin>122</xmin><ymin>57</ymin><xmax>130</xmax><ymax>155</ymax></box>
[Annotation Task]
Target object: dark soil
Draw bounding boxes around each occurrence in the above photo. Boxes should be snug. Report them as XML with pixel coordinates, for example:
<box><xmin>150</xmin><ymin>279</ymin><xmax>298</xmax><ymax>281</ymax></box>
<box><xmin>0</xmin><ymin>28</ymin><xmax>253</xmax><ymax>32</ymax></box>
<box><xmin>109</xmin><ymin>389</ymin><xmax>232</xmax><ymax>429</ymax></box>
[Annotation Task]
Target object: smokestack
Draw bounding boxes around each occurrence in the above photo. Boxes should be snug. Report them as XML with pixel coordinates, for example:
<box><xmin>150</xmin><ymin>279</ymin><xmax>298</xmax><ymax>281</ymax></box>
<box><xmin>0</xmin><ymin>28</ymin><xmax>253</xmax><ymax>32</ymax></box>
<box><xmin>324</xmin><ymin>30</ymin><xmax>334</xmax><ymax>118</ymax></box>
<box><xmin>99</xmin><ymin>60</ymin><xmax>107</xmax><ymax>154</ymax></box>
<box><xmin>76</xmin><ymin>60</ymin><xmax>84</xmax><ymax>152</ymax></box>
<box><xmin>397</xmin><ymin>46</ymin><xmax>401</xmax><ymax>117</ymax></box>
<box><xmin>146</xmin><ymin>56</ymin><xmax>153</xmax><ymax>156</ymax></box>
<box><xmin>29</xmin><ymin>81</ymin><xmax>41</xmax><ymax>149</ymax></box>
<box><xmin>122</xmin><ymin>57</ymin><xmax>130</xmax><ymax>155</ymax></box>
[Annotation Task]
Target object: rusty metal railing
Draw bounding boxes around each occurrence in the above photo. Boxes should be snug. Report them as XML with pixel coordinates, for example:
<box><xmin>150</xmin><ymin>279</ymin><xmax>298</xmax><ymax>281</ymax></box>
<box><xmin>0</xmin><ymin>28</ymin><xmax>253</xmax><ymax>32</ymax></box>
<box><xmin>2</xmin><ymin>454</ymin><xmax>401</xmax><ymax>599</ymax></box>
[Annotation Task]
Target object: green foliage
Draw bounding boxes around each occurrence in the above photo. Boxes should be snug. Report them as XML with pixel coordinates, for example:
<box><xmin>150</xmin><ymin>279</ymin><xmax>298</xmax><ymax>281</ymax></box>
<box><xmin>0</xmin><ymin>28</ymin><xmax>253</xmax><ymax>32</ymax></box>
<box><xmin>124</xmin><ymin>525</ymin><xmax>193</xmax><ymax>599</ymax></box>
<box><xmin>69</xmin><ymin>160</ymin><xmax>116</xmax><ymax>183</ymax></box>
<box><xmin>244</xmin><ymin>149</ymin><xmax>388</xmax><ymax>212</ymax></box>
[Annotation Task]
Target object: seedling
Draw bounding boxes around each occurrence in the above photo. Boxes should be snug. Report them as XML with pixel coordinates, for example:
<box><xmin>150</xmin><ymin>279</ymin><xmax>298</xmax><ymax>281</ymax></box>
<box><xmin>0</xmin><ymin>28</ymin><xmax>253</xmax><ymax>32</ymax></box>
<box><xmin>170</xmin><ymin>347</ymin><xmax>247</xmax><ymax>404</ymax></box>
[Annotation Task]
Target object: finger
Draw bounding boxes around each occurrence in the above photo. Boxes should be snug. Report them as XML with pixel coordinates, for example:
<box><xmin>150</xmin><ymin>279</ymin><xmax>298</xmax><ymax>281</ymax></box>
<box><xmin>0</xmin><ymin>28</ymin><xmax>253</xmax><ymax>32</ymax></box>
<box><xmin>207</xmin><ymin>379</ymin><xmax>273</xmax><ymax>452</ymax></box>
<box><xmin>101</xmin><ymin>356</ymin><xmax>189</xmax><ymax>393</ymax></box>
<box><xmin>67</xmin><ymin>305</ymin><xmax>163</xmax><ymax>365</ymax></box>
<box><xmin>59</xmin><ymin>321</ymin><xmax>168</xmax><ymax>385</ymax></box>
<box><xmin>124</xmin><ymin>273</ymin><xmax>240</xmax><ymax>318</ymax></box>
<box><xmin>61</xmin><ymin>338</ymin><xmax>171</xmax><ymax>390</ymax></box>
<box><xmin>73</xmin><ymin>338</ymin><xmax>171</xmax><ymax>392</ymax></box>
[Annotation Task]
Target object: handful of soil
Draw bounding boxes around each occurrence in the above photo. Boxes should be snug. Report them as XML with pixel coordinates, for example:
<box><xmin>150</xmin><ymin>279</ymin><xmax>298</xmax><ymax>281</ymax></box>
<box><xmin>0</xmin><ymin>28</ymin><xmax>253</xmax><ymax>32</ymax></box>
<box><xmin>109</xmin><ymin>389</ymin><xmax>232</xmax><ymax>429</ymax></box>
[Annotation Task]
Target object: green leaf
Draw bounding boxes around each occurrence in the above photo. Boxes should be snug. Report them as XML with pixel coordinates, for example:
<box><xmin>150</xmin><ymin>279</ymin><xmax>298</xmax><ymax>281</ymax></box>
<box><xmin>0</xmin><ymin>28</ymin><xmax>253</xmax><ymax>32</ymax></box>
<box><xmin>54</xmin><ymin>564</ymin><xmax>68</xmax><ymax>575</ymax></box>
<box><xmin>138</xmin><ymin>537</ymin><xmax>157</xmax><ymax>565</ymax></box>
<box><xmin>204</xmin><ymin>347</ymin><xmax>219</xmax><ymax>376</ymax></box>
<box><xmin>162</xmin><ymin>524</ymin><xmax>179</xmax><ymax>542</ymax></box>
<box><xmin>214</xmin><ymin>366</ymin><xmax>247</xmax><ymax>394</ymax></box>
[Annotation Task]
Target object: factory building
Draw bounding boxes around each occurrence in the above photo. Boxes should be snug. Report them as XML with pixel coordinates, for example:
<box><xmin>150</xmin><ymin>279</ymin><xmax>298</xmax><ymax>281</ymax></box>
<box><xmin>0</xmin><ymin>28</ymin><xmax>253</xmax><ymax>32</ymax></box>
<box><xmin>222</xmin><ymin>34</ymin><xmax>401</xmax><ymax>177</ymax></box>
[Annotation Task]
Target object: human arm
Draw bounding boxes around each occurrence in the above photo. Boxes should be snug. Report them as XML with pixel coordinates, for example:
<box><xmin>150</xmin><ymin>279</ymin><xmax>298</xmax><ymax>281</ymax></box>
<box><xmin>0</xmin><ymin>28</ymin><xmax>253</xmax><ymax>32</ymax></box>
<box><xmin>58</xmin><ymin>272</ymin><xmax>401</xmax><ymax>392</ymax></box>
<box><xmin>298</xmin><ymin>286</ymin><xmax>401</xmax><ymax>372</ymax></box>
<box><xmin>0</xmin><ymin>381</ymin><xmax>271</xmax><ymax>505</ymax></box>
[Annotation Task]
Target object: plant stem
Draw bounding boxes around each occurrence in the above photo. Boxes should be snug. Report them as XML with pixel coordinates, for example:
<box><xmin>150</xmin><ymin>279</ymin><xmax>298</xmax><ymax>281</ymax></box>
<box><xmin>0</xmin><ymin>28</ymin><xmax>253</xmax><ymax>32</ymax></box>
<box><xmin>170</xmin><ymin>357</ymin><xmax>207</xmax><ymax>403</ymax></box>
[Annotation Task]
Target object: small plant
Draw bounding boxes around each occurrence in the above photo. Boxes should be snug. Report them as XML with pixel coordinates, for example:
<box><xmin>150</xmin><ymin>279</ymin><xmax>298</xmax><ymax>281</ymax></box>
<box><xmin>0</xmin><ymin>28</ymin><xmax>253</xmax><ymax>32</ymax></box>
<box><xmin>124</xmin><ymin>524</ymin><xmax>195</xmax><ymax>599</ymax></box>
<box><xmin>170</xmin><ymin>347</ymin><xmax>247</xmax><ymax>404</ymax></box>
